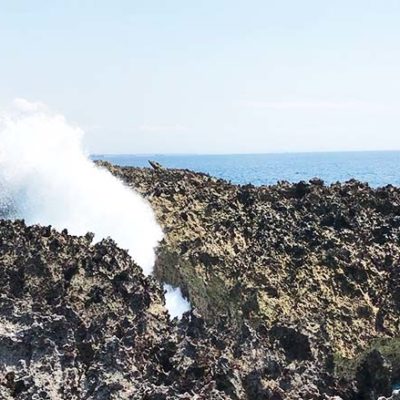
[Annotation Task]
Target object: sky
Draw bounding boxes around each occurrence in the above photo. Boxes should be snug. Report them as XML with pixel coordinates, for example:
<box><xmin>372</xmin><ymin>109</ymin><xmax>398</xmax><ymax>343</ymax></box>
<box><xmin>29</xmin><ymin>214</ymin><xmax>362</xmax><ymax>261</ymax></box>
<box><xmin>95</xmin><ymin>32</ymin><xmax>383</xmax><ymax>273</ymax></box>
<box><xmin>0</xmin><ymin>0</ymin><xmax>400</xmax><ymax>154</ymax></box>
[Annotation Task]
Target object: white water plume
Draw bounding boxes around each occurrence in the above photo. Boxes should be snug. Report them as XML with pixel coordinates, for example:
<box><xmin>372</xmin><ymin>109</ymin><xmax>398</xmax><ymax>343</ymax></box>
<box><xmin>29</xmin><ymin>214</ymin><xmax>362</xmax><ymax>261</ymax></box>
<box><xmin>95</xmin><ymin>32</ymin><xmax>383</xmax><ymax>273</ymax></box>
<box><xmin>0</xmin><ymin>99</ymin><xmax>162</xmax><ymax>273</ymax></box>
<box><xmin>0</xmin><ymin>99</ymin><xmax>192</xmax><ymax>317</ymax></box>
<box><xmin>0</xmin><ymin>99</ymin><xmax>191</xmax><ymax>318</ymax></box>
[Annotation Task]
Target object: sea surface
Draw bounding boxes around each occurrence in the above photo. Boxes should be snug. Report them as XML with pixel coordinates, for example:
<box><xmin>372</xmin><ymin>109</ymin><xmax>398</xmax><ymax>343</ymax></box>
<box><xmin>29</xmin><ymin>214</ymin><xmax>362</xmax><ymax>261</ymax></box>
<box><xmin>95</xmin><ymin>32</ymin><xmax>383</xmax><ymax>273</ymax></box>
<box><xmin>92</xmin><ymin>151</ymin><xmax>400</xmax><ymax>187</ymax></box>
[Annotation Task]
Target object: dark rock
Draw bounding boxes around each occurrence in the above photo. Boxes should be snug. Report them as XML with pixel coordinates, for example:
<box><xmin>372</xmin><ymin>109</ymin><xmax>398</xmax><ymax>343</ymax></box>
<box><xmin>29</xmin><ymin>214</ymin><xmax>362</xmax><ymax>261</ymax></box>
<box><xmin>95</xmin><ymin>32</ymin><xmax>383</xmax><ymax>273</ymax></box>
<box><xmin>270</xmin><ymin>326</ymin><xmax>312</xmax><ymax>361</ymax></box>
<box><xmin>148</xmin><ymin>160</ymin><xmax>164</xmax><ymax>170</ymax></box>
<box><xmin>356</xmin><ymin>349</ymin><xmax>393</xmax><ymax>399</ymax></box>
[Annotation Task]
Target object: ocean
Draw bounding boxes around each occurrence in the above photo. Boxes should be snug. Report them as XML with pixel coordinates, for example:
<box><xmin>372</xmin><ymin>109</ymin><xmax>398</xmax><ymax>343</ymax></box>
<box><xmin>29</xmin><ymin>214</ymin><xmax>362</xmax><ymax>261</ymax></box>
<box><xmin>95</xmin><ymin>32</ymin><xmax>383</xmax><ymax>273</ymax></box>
<box><xmin>92</xmin><ymin>151</ymin><xmax>400</xmax><ymax>187</ymax></box>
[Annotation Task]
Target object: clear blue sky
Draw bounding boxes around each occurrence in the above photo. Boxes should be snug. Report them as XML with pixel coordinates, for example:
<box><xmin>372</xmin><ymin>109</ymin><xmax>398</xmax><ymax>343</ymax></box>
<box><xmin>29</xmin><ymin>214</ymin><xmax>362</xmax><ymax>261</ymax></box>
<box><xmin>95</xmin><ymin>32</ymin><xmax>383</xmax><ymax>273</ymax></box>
<box><xmin>1</xmin><ymin>0</ymin><xmax>400</xmax><ymax>154</ymax></box>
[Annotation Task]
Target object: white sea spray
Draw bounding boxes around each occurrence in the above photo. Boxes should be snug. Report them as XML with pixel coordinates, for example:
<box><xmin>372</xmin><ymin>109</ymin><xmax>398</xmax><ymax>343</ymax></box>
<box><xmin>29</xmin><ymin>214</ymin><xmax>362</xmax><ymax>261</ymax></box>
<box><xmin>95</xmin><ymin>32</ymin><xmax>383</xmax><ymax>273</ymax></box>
<box><xmin>0</xmin><ymin>99</ymin><xmax>190</xmax><ymax>317</ymax></box>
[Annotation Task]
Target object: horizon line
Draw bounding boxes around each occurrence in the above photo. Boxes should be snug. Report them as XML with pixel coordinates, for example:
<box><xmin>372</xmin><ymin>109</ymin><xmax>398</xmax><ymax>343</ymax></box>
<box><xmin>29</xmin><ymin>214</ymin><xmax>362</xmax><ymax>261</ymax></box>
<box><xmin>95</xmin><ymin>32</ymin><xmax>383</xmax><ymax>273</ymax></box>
<box><xmin>90</xmin><ymin>149</ymin><xmax>400</xmax><ymax>157</ymax></box>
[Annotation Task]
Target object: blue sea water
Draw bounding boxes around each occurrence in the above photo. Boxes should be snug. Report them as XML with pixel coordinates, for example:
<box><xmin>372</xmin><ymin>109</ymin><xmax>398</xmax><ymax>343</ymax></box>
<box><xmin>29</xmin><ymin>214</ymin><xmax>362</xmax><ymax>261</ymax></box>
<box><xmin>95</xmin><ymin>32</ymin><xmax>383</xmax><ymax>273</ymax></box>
<box><xmin>92</xmin><ymin>151</ymin><xmax>400</xmax><ymax>187</ymax></box>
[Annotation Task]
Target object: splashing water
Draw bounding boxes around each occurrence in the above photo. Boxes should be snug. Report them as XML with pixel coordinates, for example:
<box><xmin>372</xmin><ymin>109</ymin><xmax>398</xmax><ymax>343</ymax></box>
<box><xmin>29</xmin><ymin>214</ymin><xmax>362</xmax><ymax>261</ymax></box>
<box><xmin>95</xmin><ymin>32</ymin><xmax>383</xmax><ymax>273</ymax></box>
<box><xmin>164</xmin><ymin>284</ymin><xmax>191</xmax><ymax>319</ymax></box>
<box><xmin>0</xmin><ymin>99</ymin><xmax>190</xmax><ymax>317</ymax></box>
<box><xmin>0</xmin><ymin>99</ymin><xmax>162</xmax><ymax>272</ymax></box>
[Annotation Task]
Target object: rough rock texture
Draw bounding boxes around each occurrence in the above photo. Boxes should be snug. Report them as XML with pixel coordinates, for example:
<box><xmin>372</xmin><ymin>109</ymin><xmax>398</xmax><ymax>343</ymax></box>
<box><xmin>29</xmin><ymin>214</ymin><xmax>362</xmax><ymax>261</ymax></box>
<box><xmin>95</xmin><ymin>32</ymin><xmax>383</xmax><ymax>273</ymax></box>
<box><xmin>0</xmin><ymin>219</ymin><xmax>348</xmax><ymax>399</ymax></box>
<box><xmin>0</xmin><ymin>219</ymin><xmax>170</xmax><ymax>399</ymax></box>
<box><xmin>100</xmin><ymin>161</ymin><xmax>400</xmax><ymax>398</ymax></box>
<box><xmin>1</xmin><ymin>161</ymin><xmax>400</xmax><ymax>399</ymax></box>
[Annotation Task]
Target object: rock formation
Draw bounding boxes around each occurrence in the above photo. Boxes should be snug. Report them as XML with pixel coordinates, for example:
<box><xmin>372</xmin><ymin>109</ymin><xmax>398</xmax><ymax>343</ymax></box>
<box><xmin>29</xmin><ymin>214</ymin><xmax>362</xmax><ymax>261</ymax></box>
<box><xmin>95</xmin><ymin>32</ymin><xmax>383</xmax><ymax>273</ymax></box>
<box><xmin>102</xmin><ymin>161</ymin><xmax>400</xmax><ymax>398</ymax></box>
<box><xmin>1</xmin><ymin>162</ymin><xmax>400</xmax><ymax>398</ymax></box>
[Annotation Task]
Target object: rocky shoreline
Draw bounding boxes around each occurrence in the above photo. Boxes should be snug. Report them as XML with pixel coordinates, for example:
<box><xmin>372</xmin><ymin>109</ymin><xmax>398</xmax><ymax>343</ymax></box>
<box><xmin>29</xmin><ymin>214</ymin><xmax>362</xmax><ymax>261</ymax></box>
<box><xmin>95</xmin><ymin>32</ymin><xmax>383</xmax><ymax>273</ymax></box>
<box><xmin>1</xmin><ymin>162</ymin><xmax>400</xmax><ymax>399</ymax></box>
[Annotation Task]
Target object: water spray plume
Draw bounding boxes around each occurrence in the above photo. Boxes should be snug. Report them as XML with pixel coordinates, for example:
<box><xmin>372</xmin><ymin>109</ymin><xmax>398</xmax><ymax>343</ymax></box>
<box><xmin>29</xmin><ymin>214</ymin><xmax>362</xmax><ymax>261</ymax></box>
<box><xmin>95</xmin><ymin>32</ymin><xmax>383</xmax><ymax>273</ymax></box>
<box><xmin>0</xmin><ymin>99</ymin><xmax>191</xmax><ymax>317</ymax></box>
<box><xmin>0</xmin><ymin>99</ymin><xmax>162</xmax><ymax>273</ymax></box>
